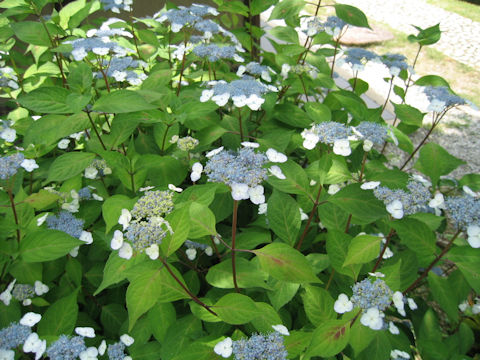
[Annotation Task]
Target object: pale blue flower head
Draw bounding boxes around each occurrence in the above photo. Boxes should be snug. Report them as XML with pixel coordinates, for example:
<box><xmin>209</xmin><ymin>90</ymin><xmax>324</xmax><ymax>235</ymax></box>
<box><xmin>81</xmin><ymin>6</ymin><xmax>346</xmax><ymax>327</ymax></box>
<box><xmin>380</xmin><ymin>53</ymin><xmax>409</xmax><ymax>76</ymax></box>
<box><xmin>193</xmin><ymin>44</ymin><xmax>243</xmax><ymax>62</ymax></box>
<box><xmin>374</xmin><ymin>180</ymin><xmax>430</xmax><ymax>216</ymax></box>
<box><xmin>343</xmin><ymin>48</ymin><xmax>378</xmax><ymax>71</ymax></box>
<box><xmin>46</xmin><ymin>211</ymin><xmax>85</xmax><ymax>239</ymax></box>
<box><xmin>351</xmin><ymin>278</ymin><xmax>393</xmax><ymax>311</ymax></box>
<box><xmin>324</xmin><ymin>16</ymin><xmax>347</xmax><ymax>36</ymax></box>
<box><xmin>0</xmin><ymin>322</ymin><xmax>32</xmax><ymax>350</ymax></box>
<box><xmin>355</xmin><ymin>122</ymin><xmax>388</xmax><ymax>144</ymax></box>
<box><xmin>107</xmin><ymin>341</ymin><xmax>126</xmax><ymax>360</ymax></box>
<box><xmin>445</xmin><ymin>194</ymin><xmax>480</xmax><ymax>230</ymax></box>
<box><xmin>125</xmin><ymin>217</ymin><xmax>172</xmax><ymax>251</ymax></box>
<box><xmin>0</xmin><ymin>153</ymin><xmax>24</xmax><ymax>179</ymax></box>
<box><xmin>423</xmin><ymin>86</ymin><xmax>467</xmax><ymax>112</ymax></box>
<box><xmin>232</xmin><ymin>332</ymin><xmax>287</xmax><ymax>360</ymax></box>
<box><xmin>130</xmin><ymin>190</ymin><xmax>174</xmax><ymax>219</ymax></box>
<box><xmin>46</xmin><ymin>335</ymin><xmax>87</xmax><ymax>360</ymax></box>
<box><xmin>77</xmin><ymin>187</ymin><xmax>92</xmax><ymax>200</ymax></box>
<box><xmin>12</xmin><ymin>284</ymin><xmax>35</xmax><ymax>301</ymax></box>
<box><xmin>101</xmin><ymin>0</ymin><xmax>132</xmax><ymax>13</ymax></box>
<box><xmin>0</xmin><ymin>67</ymin><xmax>19</xmax><ymax>90</ymax></box>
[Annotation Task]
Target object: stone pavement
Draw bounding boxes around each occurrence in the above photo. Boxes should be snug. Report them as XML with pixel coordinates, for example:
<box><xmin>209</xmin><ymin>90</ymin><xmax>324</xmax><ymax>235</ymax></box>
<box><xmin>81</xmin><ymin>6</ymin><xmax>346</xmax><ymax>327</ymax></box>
<box><xmin>337</xmin><ymin>0</ymin><xmax>480</xmax><ymax>70</ymax></box>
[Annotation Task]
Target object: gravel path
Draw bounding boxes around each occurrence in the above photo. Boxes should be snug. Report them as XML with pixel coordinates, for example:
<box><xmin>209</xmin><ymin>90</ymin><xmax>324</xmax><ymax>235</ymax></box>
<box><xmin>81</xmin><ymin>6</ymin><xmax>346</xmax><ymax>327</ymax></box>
<box><xmin>337</xmin><ymin>0</ymin><xmax>480</xmax><ymax>70</ymax></box>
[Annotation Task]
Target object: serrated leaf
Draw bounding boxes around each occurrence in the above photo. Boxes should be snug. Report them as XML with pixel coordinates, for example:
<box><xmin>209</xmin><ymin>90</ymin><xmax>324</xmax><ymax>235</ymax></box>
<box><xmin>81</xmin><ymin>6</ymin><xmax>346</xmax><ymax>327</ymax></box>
<box><xmin>94</xmin><ymin>253</ymin><xmax>141</xmax><ymax>295</ymax></box>
<box><xmin>343</xmin><ymin>234</ymin><xmax>382</xmax><ymax>266</ymax></box>
<box><xmin>306</xmin><ymin>320</ymin><xmax>351</xmax><ymax>358</ymax></box>
<box><xmin>326</xmin><ymin>230</ymin><xmax>361</xmax><ymax>280</ymax></box>
<box><xmin>188</xmin><ymin>202</ymin><xmax>216</xmax><ymax>238</ymax></box>
<box><xmin>20</xmin><ymin>230</ymin><xmax>83</xmax><ymax>262</ymax></box>
<box><xmin>302</xmin><ymin>286</ymin><xmax>336</xmax><ymax>326</ymax></box>
<box><xmin>214</xmin><ymin>293</ymin><xmax>258</xmax><ymax>324</ymax></box>
<box><xmin>267</xmin><ymin>190</ymin><xmax>301</xmax><ymax>246</ymax></box>
<box><xmin>102</xmin><ymin>194</ymin><xmax>137</xmax><ymax>234</ymax></box>
<box><xmin>161</xmin><ymin>206</ymin><xmax>191</xmax><ymax>256</ymax></box>
<box><xmin>267</xmin><ymin>160</ymin><xmax>310</xmax><ymax>195</ymax></box>
<box><xmin>47</xmin><ymin>152</ymin><xmax>96</xmax><ymax>183</ymax></box>
<box><xmin>37</xmin><ymin>290</ymin><xmax>79</xmax><ymax>336</ymax></box>
<box><xmin>93</xmin><ymin>90</ymin><xmax>157</xmax><ymax>113</ymax></box>
<box><xmin>18</xmin><ymin>87</ymin><xmax>89</xmax><ymax>114</ymax></box>
<box><xmin>206</xmin><ymin>257</ymin><xmax>270</xmax><ymax>289</ymax></box>
<box><xmin>334</xmin><ymin>4</ymin><xmax>370</xmax><ymax>28</ymax></box>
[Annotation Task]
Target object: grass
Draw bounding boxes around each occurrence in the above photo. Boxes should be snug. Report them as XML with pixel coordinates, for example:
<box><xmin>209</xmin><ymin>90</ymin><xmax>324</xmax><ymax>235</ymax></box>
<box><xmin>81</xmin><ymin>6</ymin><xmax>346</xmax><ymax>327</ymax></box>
<box><xmin>425</xmin><ymin>0</ymin><xmax>480</xmax><ymax>23</ymax></box>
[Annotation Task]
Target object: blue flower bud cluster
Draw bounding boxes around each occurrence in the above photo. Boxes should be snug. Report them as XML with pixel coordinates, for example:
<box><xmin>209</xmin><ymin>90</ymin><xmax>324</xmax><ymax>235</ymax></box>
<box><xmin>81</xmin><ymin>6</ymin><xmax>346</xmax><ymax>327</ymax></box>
<box><xmin>90</xmin><ymin>159</ymin><xmax>111</xmax><ymax>177</ymax></box>
<box><xmin>343</xmin><ymin>48</ymin><xmax>378</xmax><ymax>71</ymax></box>
<box><xmin>65</xmin><ymin>37</ymin><xmax>127</xmax><ymax>61</ymax></box>
<box><xmin>0</xmin><ymin>322</ymin><xmax>32</xmax><ymax>350</ymax></box>
<box><xmin>324</xmin><ymin>16</ymin><xmax>347</xmax><ymax>35</ymax></box>
<box><xmin>125</xmin><ymin>217</ymin><xmax>171</xmax><ymax>251</ymax></box>
<box><xmin>184</xmin><ymin>240</ymin><xmax>209</xmax><ymax>250</ymax></box>
<box><xmin>351</xmin><ymin>278</ymin><xmax>393</xmax><ymax>311</ymax></box>
<box><xmin>423</xmin><ymin>86</ymin><xmax>467</xmax><ymax>112</ymax></box>
<box><xmin>46</xmin><ymin>211</ymin><xmax>85</xmax><ymax>239</ymax></box>
<box><xmin>355</xmin><ymin>122</ymin><xmax>388</xmax><ymax>144</ymax></box>
<box><xmin>177</xmin><ymin>136</ymin><xmax>199</xmax><ymax>151</ymax></box>
<box><xmin>302</xmin><ymin>17</ymin><xmax>324</xmax><ymax>37</ymax></box>
<box><xmin>101</xmin><ymin>0</ymin><xmax>132</xmax><ymax>13</ymax></box>
<box><xmin>380</xmin><ymin>53</ymin><xmax>409</xmax><ymax>76</ymax></box>
<box><xmin>108</xmin><ymin>341</ymin><xmax>126</xmax><ymax>360</ymax></box>
<box><xmin>155</xmin><ymin>4</ymin><xmax>219</xmax><ymax>34</ymax></box>
<box><xmin>444</xmin><ymin>195</ymin><xmax>480</xmax><ymax>230</ymax></box>
<box><xmin>96</xmin><ymin>56</ymin><xmax>146</xmax><ymax>85</ymax></box>
<box><xmin>77</xmin><ymin>187</ymin><xmax>92</xmax><ymax>200</ymax></box>
<box><xmin>373</xmin><ymin>180</ymin><xmax>431</xmax><ymax>215</ymax></box>
<box><xmin>130</xmin><ymin>190</ymin><xmax>174</xmax><ymax>219</ymax></box>
<box><xmin>193</xmin><ymin>44</ymin><xmax>241</xmax><ymax>62</ymax></box>
<box><xmin>11</xmin><ymin>284</ymin><xmax>35</xmax><ymax>301</ymax></box>
<box><xmin>209</xmin><ymin>77</ymin><xmax>275</xmax><ymax>100</ymax></box>
<box><xmin>0</xmin><ymin>67</ymin><xmax>19</xmax><ymax>90</ymax></box>
<box><xmin>194</xmin><ymin>19</ymin><xmax>220</xmax><ymax>35</ymax></box>
<box><xmin>0</xmin><ymin>153</ymin><xmax>24</xmax><ymax>180</ymax></box>
<box><xmin>232</xmin><ymin>332</ymin><xmax>287</xmax><ymax>360</ymax></box>
<box><xmin>204</xmin><ymin>147</ymin><xmax>268</xmax><ymax>188</ymax></box>
<box><xmin>311</xmin><ymin>122</ymin><xmax>352</xmax><ymax>145</ymax></box>
<box><xmin>46</xmin><ymin>335</ymin><xmax>86</xmax><ymax>360</ymax></box>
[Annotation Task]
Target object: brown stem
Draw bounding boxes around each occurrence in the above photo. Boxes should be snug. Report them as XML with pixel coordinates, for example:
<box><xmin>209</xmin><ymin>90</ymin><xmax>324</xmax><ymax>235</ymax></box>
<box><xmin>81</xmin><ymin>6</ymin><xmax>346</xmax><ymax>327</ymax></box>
<box><xmin>381</xmin><ymin>76</ymin><xmax>395</xmax><ymax>114</ymax></box>
<box><xmin>7</xmin><ymin>188</ymin><xmax>21</xmax><ymax>242</ymax></box>
<box><xmin>325</xmin><ymin>269</ymin><xmax>335</xmax><ymax>291</ymax></box>
<box><xmin>330</xmin><ymin>36</ymin><xmax>341</xmax><ymax>78</ymax></box>
<box><xmin>160</xmin><ymin>124</ymin><xmax>173</xmax><ymax>153</ymax></box>
<box><xmin>210</xmin><ymin>236</ymin><xmax>222</xmax><ymax>260</ymax></box>
<box><xmin>403</xmin><ymin>45</ymin><xmax>423</xmax><ymax>101</ymax></box>
<box><xmin>371</xmin><ymin>228</ymin><xmax>395</xmax><ymax>273</ymax></box>
<box><xmin>296</xmin><ymin>185</ymin><xmax>323</xmax><ymax>250</ymax></box>
<box><xmin>314</xmin><ymin>0</ymin><xmax>322</xmax><ymax>16</ymax></box>
<box><xmin>350</xmin><ymin>309</ymin><xmax>363</xmax><ymax>328</ymax></box>
<box><xmin>238</xmin><ymin>109</ymin><xmax>244</xmax><ymax>142</ymax></box>
<box><xmin>403</xmin><ymin>230</ymin><xmax>461</xmax><ymax>295</ymax></box>
<box><xmin>160</xmin><ymin>257</ymin><xmax>218</xmax><ymax>316</ymax></box>
<box><xmin>176</xmin><ymin>36</ymin><xmax>188</xmax><ymax>97</ymax></box>
<box><xmin>231</xmin><ymin>200</ymin><xmax>240</xmax><ymax>292</ymax></box>
<box><xmin>86</xmin><ymin>111</ymin><xmax>107</xmax><ymax>151</ymax></box>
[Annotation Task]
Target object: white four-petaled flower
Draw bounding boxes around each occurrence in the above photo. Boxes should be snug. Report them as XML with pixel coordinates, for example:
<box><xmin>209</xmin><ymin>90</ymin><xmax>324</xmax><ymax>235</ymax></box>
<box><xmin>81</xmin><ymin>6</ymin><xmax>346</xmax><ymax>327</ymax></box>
<box><xmin>214</xmin><ymin>337</ymin><xmax>233</xmax><ymax>358</ymax></box>
<box><xmin>118</xmin><ymin>209</ymin><xmax>131</xmax><ymax>231</ymax></box>
<box><xmin>360</xmin><ymin>307</ymin><xmax>384</xmax><ymax>330</ymax></box>
<box><xmin>334</xmin><ymin>293</ymin><xmax>353</xmax><ymax>314</ymax></box>
<box><xmin>333</xmin><ymin>139</ymin><xmax>351</xmax><ymax>156</ymax></box>
<box><xmin>75</xmin><ymin>327</ymin><xmax>96</xmax><ymax>338</ymax></box>
<box><xmin>386</xmin><ymin>200</ymin><xmax>403</xmax><ymax>219</ymax></box>
<box><xmin>231</xmin><ymin>183</ymin><xmax>249</xmax><ymax>201</ymax></box>
<box><xmin>20</xmin><ymin>312</ymin><xmax>42</xmax><ymax>327</ymax></box>
<box><xmin>268</xmin><ymin>166</ymin><xmax>286</xmax><ymax>180</ymax></box>
<box><xmin>266</xmin><ymin>148</ymin><xmax>287</xmax><ymax>163</ymax></box>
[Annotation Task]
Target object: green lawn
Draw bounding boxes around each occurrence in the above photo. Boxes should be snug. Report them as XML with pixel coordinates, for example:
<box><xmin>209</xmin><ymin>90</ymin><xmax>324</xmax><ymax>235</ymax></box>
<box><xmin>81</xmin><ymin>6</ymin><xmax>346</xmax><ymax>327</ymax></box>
<box><xmin>426</xmin><ymin>0</ymin><xmax>480</xmax><ymax>22</ymax></box>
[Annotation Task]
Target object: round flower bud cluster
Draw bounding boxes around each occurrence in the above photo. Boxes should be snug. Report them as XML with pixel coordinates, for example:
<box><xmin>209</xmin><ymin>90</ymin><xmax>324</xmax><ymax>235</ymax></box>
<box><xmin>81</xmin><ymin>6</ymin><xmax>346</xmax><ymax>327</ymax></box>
<box><xmin>300</xmin><ymin>16</ymin><xmax>324</xmax><ymax>37</ymax></box>
<box><xmin>177</xmin><ymin>136</ymin><xmax>200</xmax><ymax>151</ymax></box>
<box><xmin>444</xmin><ymin>192</ymin><xmax>480</xmax><ymax>248</ymax></box>
<box><xmin>125</xmin><ymin>217</ymin><xmax>173</xmax><ymax>252</ymax></box>
<box><xmin>11</xmin><ymin>284</ymin><xmax>35</xmax><ymax>303</ymax></box>
<box><xmin>341</xmin><ymin>48</ymin><xmax>378</xmax><ymax>72</ymax></box>
<box><xmin>0</xmin><ymin>280</ymin><xmax>48</xmax><ymax>307</ymax></box>
<box><xmin>84</xmin><ymin>159</ymin><xmax>112</xmax><ymax>179</ymax></box>
<box><xmin>237</xmin><ymin>62</ymin><xmax>273</xmax><ymax>82</ymax></box>
<box><xmin>324</xmin><ymin>16</ymin><xmax>347</xmax><ymax>37</ymax></box>
<box><xmin>65</xmin><ymin>37</ymin><xmax>127</xmax><ymax>62</ymax></box>
<box><xmin>0</xmin><ymin>322</ymin><xmax>32</xmax><ymax>351</ymax></box>
<box><xmin>373</xmin><ymin>180</ymin><xmax>431</xmax><ymax>219</ymax></box>
<box><xmin>353</xmin><ymin>121</ymin><xmax>388</xmax><ymax>148</ymax></box>
<box><xmin>193</xmin><ymin>44</ymin><xmax>244</xmax><ymax>63</ymax></box>
<box><xmin>301</xmin><ymin>121</ymin><xmax>352</xmax><ymax>156</ymax></box>
<box><xmin>0</xmin><ymin>120</ymin><xmax>16</xmax><ymax>143</ymax></box>
<box><xmin>423</xmin><ymin>86</ymin><xmax>467</xmax><ymax>112</ymax></box>
<box><xmin>200</xmin><ymin>77</ymin><xmax>277</xmax><ymax>111</ymax></box>
<box><xmin>96</xmin><ymin>56</ymin><xmax>147</xmax><ymax>86</ymax></box>
<box><xmin>46</xmin><ymin>211</ymin><xmax>85</xmax><ymax>239</ymax></box>
<box><xmin>77</xmin><ymin>187</ymin><xmax>92</xmax><ymax>200</ymax></box>
<box><xmin>351</xmin><ymin>278</ymin><xmax>393</xmax><ymax>311</ymax></box>
<box><xmin>154</xmin><ymin>4</ymin><xmax>219</xmax><ymax>33</ymax></box>
<box><xmin>46</xmin><ymin>335</ymin><xmax>86</xmax><ymax>359</ymax></box>
<box><xmin>0</xmin><ymin>153</ymin><xmax>24</xmax><ymax>179</ymax></box>
<box><xmin>379</xmin><ymin>53</ymin><xmax>410</xmax><ymax>77</ymax></box>
<box><xmin>100</xmin><ymin>0</ymin><xmax>132</xmax><ymax>13</ymax></box>
<box><xmin>184</xmin><ymin>240</ymin><xmax>213</xmax><ymax>260</ymax></box>
<box><xmin>130</xmin><ymin>190</ymin><xmax>174</xmax><ymax>219</ymax></box>
<box><xmin>280</xmin><ymin>63</ymin><xmax>319</xmax><ymax>80</ymax></box>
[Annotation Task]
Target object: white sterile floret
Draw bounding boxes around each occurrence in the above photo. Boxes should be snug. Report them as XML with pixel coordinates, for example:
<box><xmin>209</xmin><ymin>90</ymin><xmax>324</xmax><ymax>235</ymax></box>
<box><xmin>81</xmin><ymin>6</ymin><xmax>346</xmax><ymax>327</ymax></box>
<box><xmin>79</xmin><ymin>347</ymin><xmax>99</xmax><ymax>360</ymax></box>
<box><xmin>205</xmin><ymin>246</ymin><xmax>213</xmax><ymax>256</ymax></box>
<box><xmin>269</xmin><ymin>166</ymin><xmax>286</xmax><ymax>180</ymax></box>
<box><xmin>361</xmin><ymin>181</ymin><xmax>381</xmax><ymax>190</ymax></box>
<box><xmin>118</xmin><ymin>242</ymin><xmax>133</xmax><ymax>259</ymax></box>
<box><xmin>360</xmin><ymin>307</ymin><xmax>384</xmax><ymax>330</ymax></box>
<box><xmin>231</xmin><ymin>183</ymin><xmax>250</xmax><ymax>201</ymax></box>
<box><xmin>214</xmin><ymin>337</ymin><xmax>233</xmax><ymax>358</ymax></box>
<box><xmin>20</xmin><ymin>312</ymin><xmax>42</xmax><ymax>327</ymax></box>
<box><xmin>186</xmin><ymin>248</ymin><xmax>197</xmax><ymax>260</ymax></box>
<box><xmin>266</xmin><ymin>148</ymin><xmax>287</xmax><ymax>163</ymax></box>
<box><xmin>34</xmin><ymin>280</ymin><xmax>49</xmax><ymax>296</ymax></box>
<box><xmin>363</xmin><ymin>139</ymin><xmax>374</xmax><ymax>152</ymax></box>
<box><xmin>145</xmin><ymin>244</ymin><xmax>159</xmax><ymax>260</ymax></box>
<box><xmin>328</xmin><ymin>184</ymin><xmax>341</xmax><ymax>195</ymax></box>
<box><xmin>79</xmin><ymin>231</ymin><xmax>93</xmax><ymax>244</ymax></box>
<box><xmin>245</xmin><ymin>94</ymin><xmax>264</xmax><ymax>111</ymax></box>
<box><xmin>21</xmin><ymin>159</ymin><xmax>39</xmax><ymax>172</ymax></box>
<box><xmin>466</xmin><ymin>224</ymin><xmax>480</xmax><ymax>248</ymax></box>
<box><xmin>0</xmin><ymin>349</ymin><xmax>14</xmax><ymax>360</ymax></box>
<box><xmin>23</xmin><ymin>333</ymin><xmax>46</xmax><ymax>360</ymax></box>
<box><xmin>118</xmin><ymin>209</ymin><xmax>131</xmax><ymax>230</ymax></box>
<box><xmin>0</xmin><ymin>280</ymin><xmax>16</xmax><ymax>306</ymax></box>
<box><xmin>333</xmin><ymin>139</ymin><xmax>351</xmax><ymax>156</ymax></box>
<box><xmin>388</xmin><ymin>321</ymin><xmax>400</xmax><ymax>335</ymax></box>
<box><xmin>232</xmin><ymin>95</ymin><xmax>247</xmax><ymax>108</ymax></box>
<box><xmin>302</xmin><ymin>131</ymin><xmax>319</xmax><ymax>150</ymax></box>
<box><xmin>98</xmin><ymin>340</ymin><xmax>107</xmax><ymax>356</ymax></box>
<box><xmin>241</xmin><ymin>141</ymin><xmax>260</xmax><ymax>148</ymax></box>
<box><xmin>391</xmin><ymin>349</ymin><xmax>410</xmax><ymax>359</ymax></box>
<box><xmin>407</xmin><ymin>298</ymin><xmax>418</xmax><ymax>310</ymax></box>
<box><xmin>386</xmin><ymin>200</ymin><xmax>404</xmax><ymax>219</ymax></box>
<box><xmin>212</xmin><ymin>93</ymin><xmax>230</xmax><ymax>107</ymax></box>
<box><xmin>84</xmin><ymin>167</ymin><xmax>98</xmax><ymax>179</ymax></box>
<box><xmin>248</xmin><ymin>185</ymin><xmax>265</xmax><ymax>205</ymax></box>
<box><xmin>69</xmin><ymin>246</ymin><xmax>80</xmax><ymax>257</ymax></box>
<box><xmin>393</xmin><ymin>291</ymin><xmax>406</xmax><ymax>316</ymax></box>
<box><xmin>334</xmin><ymin>293</ymin><xmax>353</xmax><ymax>314</ymax></box>
<box><xmin>75</xmin><ymin>327</ymin><xmax>96</xmax><ymax>338</ymax></box>
<box><xmin>368</xmin><ymin>272</ymin><xmax>385</xmax><ymax>278</ymax></box>
<box><xmin>281</xmin><ymin>64</ymin><xmax>291</xmax><ymax>79</ymax></box>
<box><xmin>299</xmin><ymin>208</ymin><xmax>308</xmax><ymax>221</ymax></box>
<box><xmin>1</xmin><ymin>127</ymin><xmax>16</xmax><ymax>142</ymax></box>
<box><xmin>92</xmin><ymin>193</ymin><xmax>103</xmax><ymax>201</ymax></box>
<box><xmin>206</xmin><ymin>146</ymin><xmax>224</xmax><ymax>158</ymax></box>
<box><xmin>412</xmin><ymin>174</ymin><xmax>432</xmax><ymax>187</ymax></box>
<box><xmin>111</xmin><ymin>230</ymin><xmax>124</xmax><ymax>250</ymax></box>
<box><xmin>120</xmin><ymin>334</ymin><xmax>135</xmax><ymax>346</ymax></box>
<box><xmin>271</xmin><ymin>324</ymin><xmax>290</xmax><ymax>336</ymax></box>
<box><xmin>37</xmin><ymin>213</ymin><xmax>49</xmax><ymax>226</ymax></box>
<box><xmin>463</xmin><ymin>185</ymin><xmax>480</xmax><ymax>198</ymax></box>
<box><xmin>429</xmin><ymin>193</ymin><xmax>445</xmax><ymax>209</ymax></box>
<box><xmin>190</xmin><ymin>162</ymin><xmax>203</xmax><ymax>182</ymax></box>
<box><xmin>200</xmin><ymin>89</ymin><xmax>214</xmax><ymax>102</ymax></box>
<box><xmin>168</xmin><ymin>184</ymin><xmax>183</xmax><ymax>193</ymax></box>
<box><xmin>58</xmin><ymin>139</ymin><xmax>70</xmax><ymax>149</ymax></box>
<box><xmin>258</xmin><ymin>203</ymin><xmax>267</xmax><ymax>215</ymax></box>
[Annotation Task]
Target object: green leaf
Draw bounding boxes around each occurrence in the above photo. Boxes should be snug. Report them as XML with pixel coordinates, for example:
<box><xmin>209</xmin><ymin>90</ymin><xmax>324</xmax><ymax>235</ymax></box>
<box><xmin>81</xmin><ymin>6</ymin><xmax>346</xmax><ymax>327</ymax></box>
<box><xmin>148</xmin><ymin>303</ymin><xmax>176</xmax><ymax>343</ymax></box>
<box><xmin>324</xmin><ymin>155</ymin><xmax>352</xmax><ymax>184</ymax></box>
<box><xmin>37</xmin><ymin>290</ymin><xmax>79</xmax><ymax>336</ymax></box>
<box><xmin>11</xmin><ymin>21</ymin><xmax>52</xmax><ymax>46</ymax></box>
<box><xmin>206</xmin><ymin>257</ymin><xmax>270</xmax><ymax>289</ymax></box>
<box><xmin>94</xmin><ymin>253</ymin><xmax>141</xmax><ymax>295</ymax></box>
<box><xmin>415</xmin><ymin>143</ymin><xmax>465</xmax><ymax>186</ymax></box>
<box><xmin>393</xmin><ymin>103</ymin><xmax>425</xmax><ymax>127</ymax></box>
<box><xmin>218</xmin><ymin>0</ymin><xmax>249</xmax><ymax>16</ymax></box>
<box><xmin>24</xmin><ymin>190</ymin><xmax>61</xmax><ymax>210</ymax></box>
<box><xmin>161</xmin><ymin>206</ymin><xmax>191</xmax><ymax>256</ymax></box>
<box><xmin>214</xmin><ymin>293</ymin><xmax>258</xmax><ymax>325</ymax></box>
<box><xmin>130</xmin><ymin>342</ymin><xmax>163</xmax><ymax>360</ymax></box>
<box><xmin>251</xmin><ymin>0</ymin><xmax>277</xmax><ymax>15</ymax></box>
<box><xmin>188</xmin><ymin>202</ymin><xmax>216</xmax><ymax>238</ymax></box>
<box><xmin>101</xmin><ymin>303</ymin><xmax>127</xmax><ymax>337</ymax></box>
<box><xmin>46</xmin><ymin>152</ymin><xmax>95</xmax><ymax>183</ymax></box>
<box><xmin>334</xmin><ymin>4</ymin><xmax>370</xmax><ymax>28</ymax></box>
<box><xmin>273</xmin><ymin>103</ymin><xmax>311</xmax><ymax>128</ymax></box>
<box><xmin>448</xmin><ymin>246</ymin><xmax>480</xmax><ymax>292</ymax></box>
<box><xmin>302</xmin><ymin>286</ymin><xmax>336</xmax><ymax>326</ymax></box>
<box><xmin>267</xmin><ymin>160</ymin><xmax>310</xmax><ymax>195</ymax></box>
<box><xmin>9</xmin><ymin>261</ymin><xmax>42</xmax><ymax>284</ymax></box>
<box><xmin>408</xmin><ymin>23</ymin><xmax>441</xmax><ymax>46</ymax></box>
<box><xmin>102</xmin><ymin>195</ymin><xmax>136</xmax><ymax>234</ymax></box>
<box><xmin>304</xmin><ymin>102</ymin><xmax>332</xmax><ymax>123</ymax></box>
<box><xmin>250</xmin><ymin>302</ymin><xmax>282</xmax><ymax>333</ymax></box>
<box><xmin>343</xmin><ymin>234</ymin><xmax>382</xmax><ymax>266</ymax></box>
<box><xmin>267</xmin><ymin>280</ymin><xmax>300</xmax><ymax>310</ymax></box>
<box><xmin>67</xmin><ymin>62</ymin><xmax>92</xmax><ymax>94</ymax></box>
<box><xmin>254</xmin><ymin>242</ymin><xmax>320</xmax><ymax>283</ymax></box>
<box><xmin>326</xmin><ymin>230</ymin><xmax>361</xmax><ymax>279</ymax></box>
<box><xmin>414</xmin><ymin>75</ymin><xmax>451</xmax><ymax>89</ymax></box>
<box><xmin>267</xmin><ymin>190</ymin><xmax>301</xmax><ymax>246</ymax></box>
<box><xmin>391</xmin><ymin>218</ymin><xmax>437</xmax><ymax>266</ymax></box>
<box><xmin>137</xmin><ymin>155</ymin><xmax>188</xmax><ymax>188</ymax></box>
<box><xmin>126</xmin><ymin>265</ymin><xmax>190</xmax><ymax>330</ymax></box>
<box><xmin>104</xmin><ymin>114</ymin><xmax>140</xmax><ymax>149</ymax></box>
<box><xmin>328</xmin><ymin>184</ymin><xmax>388</xmax><ymax>224</ymax></box>
<box><xmin>18</xmin><ymin>87</ymin><xmax>89</xmax><ymax>114</ymax></box>
<box><xmin>306</xmin><ymin>155</ymin><xmax>332</xmax><ymax>185</ymax></box>
<box><xmin>357</xmin><ymin>332</ymin><xmax>391</xmax><ymax>360</ymax></box>
<box><xmin>428</xmin><ymin>273</ymin><xmax>459</xmax><ymax>322</ymax></box>
<box><xmin>305</xmin><ymin>320</ymin><xmax>351</xmax><ymax>358</ymax></box>
<box><xmin>177</xmin><ymin>184</ymin><xmax>217</xmax><ymax>206</ymax></box>
<box><xmin>93</xmin><ymin>90</ymin><xmax>157</xmax><ymax>113</ymax></box>
<box><xmin>268</xmin><ymin>0</ymin><xmax>305</xmax><ymax>27</ymax></box>
<box><xmin>20</xmin><ymin>230</ymin><xmax>83</xmax><ymax>262</ymax></box>
<box><xmin>269</xmin><ymin>26</ymin><xmax>299</xmax><ymax>44</ymax></box>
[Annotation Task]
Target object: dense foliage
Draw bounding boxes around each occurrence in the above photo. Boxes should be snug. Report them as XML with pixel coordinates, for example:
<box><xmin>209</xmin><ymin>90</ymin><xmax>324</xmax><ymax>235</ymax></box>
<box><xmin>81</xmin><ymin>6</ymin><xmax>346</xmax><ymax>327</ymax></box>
<box><xmin>0</xmin><ymin>0</ymin><xmax>479</xmax><ymax>359</ymax></box>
